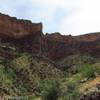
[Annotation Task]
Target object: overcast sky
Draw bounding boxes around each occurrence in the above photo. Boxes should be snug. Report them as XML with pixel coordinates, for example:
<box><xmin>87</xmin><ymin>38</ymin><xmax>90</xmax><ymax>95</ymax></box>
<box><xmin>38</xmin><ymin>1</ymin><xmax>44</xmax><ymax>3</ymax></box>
<box><xmin>0</xmin><ymin>0</ymin><xmax>100</xmax><ymax>35</ymax></box>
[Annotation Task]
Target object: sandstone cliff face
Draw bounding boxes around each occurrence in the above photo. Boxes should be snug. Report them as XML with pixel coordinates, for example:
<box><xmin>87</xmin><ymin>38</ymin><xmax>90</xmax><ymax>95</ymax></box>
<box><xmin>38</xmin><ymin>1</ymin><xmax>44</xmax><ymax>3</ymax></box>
<box><xmin>0</xmin><ymin>13</ymin><xmax>43</xmax><ymax>56</ymax></box>
<box><xmin>77</xmin><ymin>33</ymin><xmax>100</xmax><ymax>42</ymax></box>
<box><xmin>43</xmin><ymin>33</ymin><xmax>76</xmax><ymax>60</ymax></box>
<box><xmin>0</xmin><ymin>13</ymin><xmax>100</xmax><ymax>60</ymax></box>
<box><xmin>43</xmin><ymin>32</ymin><xmax>100</xmax><ymax>60</ymax></box>
<box><xmin>74</xmin><ymin>33</ymin><xmax>100</xmax><ymax>57</ymax></box>
<box><xmin>0</xmin><ymin>13</ymin><xmax>42</xmax><ymax>39</ymax></box>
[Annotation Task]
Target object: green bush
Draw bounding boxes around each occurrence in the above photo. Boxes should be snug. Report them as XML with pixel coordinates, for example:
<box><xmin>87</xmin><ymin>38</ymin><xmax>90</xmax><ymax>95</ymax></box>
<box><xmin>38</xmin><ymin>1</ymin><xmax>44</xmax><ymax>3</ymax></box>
<box><xmin>80</xmin><ymin>64</ymin><xmax>97</xmax><ymax>79</ymax></box>
<box><xmin>41</xmin><ymin>80</ymin><xmax>61</xmax><ymax>100</ymax></box>
<box><xmin>62</xmin><ymin>89</ymin><xmax>79</xmax><ymax>100</ymax></box>
<box><xmin>61</xmin><ymin>79</ymin><xmax>80</xmax><ymax>100</ymax></box>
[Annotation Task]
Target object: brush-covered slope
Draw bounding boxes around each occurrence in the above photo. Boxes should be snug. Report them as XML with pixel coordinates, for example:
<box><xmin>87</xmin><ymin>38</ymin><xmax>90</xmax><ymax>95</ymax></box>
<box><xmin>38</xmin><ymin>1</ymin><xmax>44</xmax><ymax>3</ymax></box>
<box><xmin>0</xmin><ymin>53</ymin><xmax>63</xmax><ymax>99</ymax></box>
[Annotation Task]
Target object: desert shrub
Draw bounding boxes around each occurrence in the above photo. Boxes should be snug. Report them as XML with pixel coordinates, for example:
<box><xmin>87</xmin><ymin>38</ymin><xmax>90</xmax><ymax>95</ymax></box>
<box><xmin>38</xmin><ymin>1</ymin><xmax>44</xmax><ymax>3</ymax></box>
<box><xmin>94</xmin><ymin>63</ymin><xmax>100</xmax><ymax>75</ymax></box>
<box><xmin>41</xmin><ymin>79</ymin><xmax>61</xmax><ymax>100</ymax></box>
<box><xmin>79</xmin><ymin>64</ymin><xmax>98</xmax><ymax>79</ymax></box>
<box><xmin>10</xmin><ymin>53</ymin><xmax>31</xmax><ymax>71</ymax></box>
<box><xmin>0</xmin><ymin>64</ymin><xmax>28</xmax><ymax>96</ymax></box>
<box><xmin>60</xmin><ymin>73</ymin><xmax>82</xmax><ymax>100</ymax></box>
<box><xmin>62</xmin><ymin>89</ymin><xmax>79</xmax><ymax>100</ymax></box>
<box><xmin>57</xmin><ymin>54</ymin><xmax>96</xmax><ymax>74</ymax></box>
<box><xmin>61</xmin><ymin>79</ymin><xmax>80</xmax><ymax>100</ymax></box>
<box><xmin>0</xmin><ymin>64</ymin><xmax>16</xmax><ymax>95</ymax></box>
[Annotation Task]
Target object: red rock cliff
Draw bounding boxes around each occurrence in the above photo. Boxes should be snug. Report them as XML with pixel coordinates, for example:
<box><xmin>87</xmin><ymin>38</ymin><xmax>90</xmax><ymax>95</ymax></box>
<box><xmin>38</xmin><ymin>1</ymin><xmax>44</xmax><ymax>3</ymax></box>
<box><xmin>43</xmin><ymin>32</ymin><xmax>100</xmax><ymax>60</ymax></box>
<box><xmin>0</xmin><ymin>13</ymin><xmax>43</xmax><ymax>56</ymax></box>
<box><xmin>0</xmin><ymin>13</ymin><xmax>42</xmax><ymax>39</ymax></box>
<box><xmin>0</xmin><ymin>13</ymin><xmax>100</xmax><ymax>60</ymax></box>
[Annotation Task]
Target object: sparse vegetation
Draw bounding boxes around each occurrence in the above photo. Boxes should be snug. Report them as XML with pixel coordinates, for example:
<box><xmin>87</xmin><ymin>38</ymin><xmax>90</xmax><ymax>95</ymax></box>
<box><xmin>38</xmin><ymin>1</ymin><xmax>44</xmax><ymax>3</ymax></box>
<box><xmin>79</xmin><ymin>64</ymin><xmax>99</xmax><ymax>79</ymax></box>
<box><xmin>0</xmin><ymin>53</ymin><xmax>100</xmax><ymax>99</ymax></box>
<box><xmin>41</xmin><ymin>79</ymin><xmax>61</xmax><ymax>100</ymax></box>
<box><xmin>0</xmin><ymin>53</ymin><xmax>64</xmax><ymax>99</ymax></box>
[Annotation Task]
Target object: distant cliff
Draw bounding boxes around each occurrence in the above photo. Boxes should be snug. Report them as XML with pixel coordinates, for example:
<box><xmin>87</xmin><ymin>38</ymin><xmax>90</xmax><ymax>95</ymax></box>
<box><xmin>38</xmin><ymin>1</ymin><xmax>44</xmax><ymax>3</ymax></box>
<box><xmin>0</xmin><ymin>13</ymin><xmax>100</xmax><ymax>60</ymax></box>
<box><xmin>44</xmin><ymin>32</ymin><xmax>100</xmax><ymax>60</ymax></box>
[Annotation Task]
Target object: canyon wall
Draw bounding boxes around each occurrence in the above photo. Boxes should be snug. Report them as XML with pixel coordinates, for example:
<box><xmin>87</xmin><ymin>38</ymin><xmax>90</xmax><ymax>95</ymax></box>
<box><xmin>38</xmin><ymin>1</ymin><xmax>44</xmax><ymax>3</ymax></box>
<box><xmin>0</xmin><ymin>13</ymin><xmax>42</xmax><ymax>39</ymax></box>
<box><xmin>0</xmin><ymin>13</ymin><xmax>100</xmax><ymax>60</ymax></box>
<box><xmin>44</xmin><ymin>33</ymin><xmax>100</xmax><ymax>60</ymax></box>
<box><xmin>0</xmin><ymin>13</ymin><xmax>43</xmax><ymax>56</ymax></box>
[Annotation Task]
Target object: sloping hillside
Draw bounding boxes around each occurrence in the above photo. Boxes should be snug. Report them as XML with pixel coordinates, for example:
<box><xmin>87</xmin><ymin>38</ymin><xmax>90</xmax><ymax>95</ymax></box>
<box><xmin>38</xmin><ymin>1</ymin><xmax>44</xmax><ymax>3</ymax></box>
<box><xmin>0</xmin><ymin>53</ymin><xmax>63</xmax><ymax>99</ymax></box>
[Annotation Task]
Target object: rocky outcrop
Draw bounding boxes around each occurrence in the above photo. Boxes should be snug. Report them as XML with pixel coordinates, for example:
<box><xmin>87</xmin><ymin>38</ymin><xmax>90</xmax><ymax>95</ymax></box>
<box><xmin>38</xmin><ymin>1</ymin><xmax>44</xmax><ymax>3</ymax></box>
<box><xmin>80</xmin><ymin>91</ymin><xmax>100</xmax><ymax>100</ymax></box>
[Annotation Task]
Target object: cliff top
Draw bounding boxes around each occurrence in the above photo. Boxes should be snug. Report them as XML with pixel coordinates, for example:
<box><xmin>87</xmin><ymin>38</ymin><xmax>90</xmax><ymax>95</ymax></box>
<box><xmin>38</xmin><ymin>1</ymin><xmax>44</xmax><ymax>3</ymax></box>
<box><xmin>0</xmin><ymin>13</ymin><xmax>42</xmax><ymax>39</ymax></box>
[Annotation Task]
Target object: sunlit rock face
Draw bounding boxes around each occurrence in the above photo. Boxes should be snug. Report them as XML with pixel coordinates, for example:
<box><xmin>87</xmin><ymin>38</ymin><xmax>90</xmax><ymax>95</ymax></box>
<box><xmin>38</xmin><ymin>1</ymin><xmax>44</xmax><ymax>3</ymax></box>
<box><xmin>0</xmin><ymin>13</ymin><xmax>42</xmax><ymax>39</ymax></box>
<box><xmin>0</xmin><ymin>13</ymin><xmax>43</xmax><ymax>55</ymax></box>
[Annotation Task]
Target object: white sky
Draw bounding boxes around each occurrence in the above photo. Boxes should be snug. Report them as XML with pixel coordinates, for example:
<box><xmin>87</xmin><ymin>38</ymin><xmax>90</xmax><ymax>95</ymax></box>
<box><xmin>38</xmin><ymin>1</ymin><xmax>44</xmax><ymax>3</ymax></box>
<box><xmin>0</xmin><ymin>0</ymin><xmax>100</xmax><ymax>35</ymax></box>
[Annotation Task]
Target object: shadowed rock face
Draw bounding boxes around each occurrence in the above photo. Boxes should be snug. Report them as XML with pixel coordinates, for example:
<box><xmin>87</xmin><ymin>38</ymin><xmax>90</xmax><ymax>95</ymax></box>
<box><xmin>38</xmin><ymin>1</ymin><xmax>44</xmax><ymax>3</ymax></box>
<box><xmin>43</xmin><ymin>33</ymin><xmax>76</xmax><ymax>60</ymax></box>
<box><xmin>43</xmin><ymin>33</ymin><xmax>100</xmax><ymax>60</ymax></box>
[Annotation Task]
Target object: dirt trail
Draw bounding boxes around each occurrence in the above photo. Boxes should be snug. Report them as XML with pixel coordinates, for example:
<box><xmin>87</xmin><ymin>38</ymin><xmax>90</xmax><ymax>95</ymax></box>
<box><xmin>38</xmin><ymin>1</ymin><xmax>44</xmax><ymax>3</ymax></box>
<box><xmin>80</xmin><ymin>76</ymin><xmax>100</xmax><ymax>93</ymax></box>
